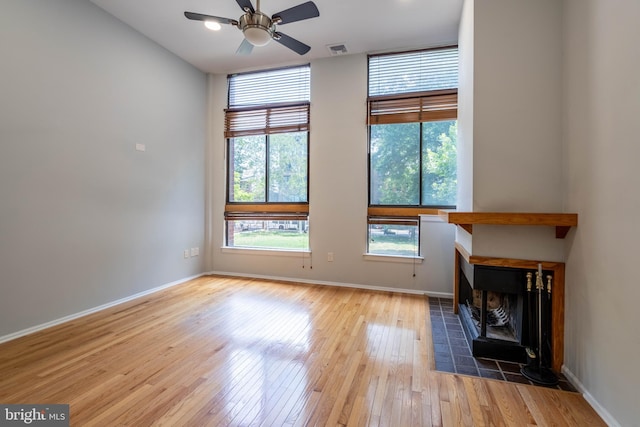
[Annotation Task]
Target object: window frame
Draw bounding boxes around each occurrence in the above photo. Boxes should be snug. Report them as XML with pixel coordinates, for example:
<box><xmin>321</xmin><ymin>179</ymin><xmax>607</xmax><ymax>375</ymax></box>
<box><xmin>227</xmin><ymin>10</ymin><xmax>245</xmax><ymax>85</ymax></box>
<box><xmin>225</xmin><ymin>133</ymin><xmax>310</xmax><ymax>205</ymax></box>
<box><xmin>366</xmin><ymin>46</ymin><xmax>459</xmax><ymax>257</ymax></box>
<box><xmin>224</xmin><ymin>65</ymin><xmax>311</xmax><ymax>251</ymax></box>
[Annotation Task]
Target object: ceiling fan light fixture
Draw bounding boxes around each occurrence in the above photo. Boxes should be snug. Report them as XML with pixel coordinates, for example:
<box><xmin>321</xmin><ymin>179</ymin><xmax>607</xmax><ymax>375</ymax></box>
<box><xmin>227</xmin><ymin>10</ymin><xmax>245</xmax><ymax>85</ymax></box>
<box><xmin>204</xmin><ymin>21</ymin><xmax>222</xmax><ymax>31</ymax></box>
<box><xmin>239</xmin><ymin>12</ymin><xmax>274</xmax><ymax>46</ymax></box>
<box><xmin>243</xmin><ymin>27</ymin><xmax>272</xmax><ymax>46</ymax></box>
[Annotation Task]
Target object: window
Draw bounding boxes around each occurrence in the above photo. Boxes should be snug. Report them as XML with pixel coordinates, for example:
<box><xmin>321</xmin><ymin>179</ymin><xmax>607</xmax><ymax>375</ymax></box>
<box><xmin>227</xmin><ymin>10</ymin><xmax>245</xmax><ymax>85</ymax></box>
<box><xmin>368</xmin><ymin>219</ymin><xmax>419</xmax><ymax>257</ymax></box>
<box><xmin>225</xmin><ymin>65</ymin><xmax>310</xmax><ymax>250</ymax></box>
<box><xmin>370</xmin><ymin>120</ymin><xmax>458</xmax><ymax>207</ymax></box>
<box><xmin>367</xmin><ymin>47</ymin><xmax>458</xmax><ymax>257</ymax></box>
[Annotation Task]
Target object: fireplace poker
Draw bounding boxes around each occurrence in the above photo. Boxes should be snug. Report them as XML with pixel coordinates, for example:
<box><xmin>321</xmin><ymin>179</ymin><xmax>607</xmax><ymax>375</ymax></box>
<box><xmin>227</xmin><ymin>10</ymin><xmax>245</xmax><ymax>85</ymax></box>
<box><xmin>521</xmin><ymin>264</ymin><xmax>558</xmax><ymax>385</ymax></box>
<box><xmin>524</xmin><ymin>272</ymin><xmax>536</xmax><ymax>366</ymax></box>
<box><xmin>537</xmin><ymin>266</ymin><xmax>543</xmax><ymax>368</ymax></box>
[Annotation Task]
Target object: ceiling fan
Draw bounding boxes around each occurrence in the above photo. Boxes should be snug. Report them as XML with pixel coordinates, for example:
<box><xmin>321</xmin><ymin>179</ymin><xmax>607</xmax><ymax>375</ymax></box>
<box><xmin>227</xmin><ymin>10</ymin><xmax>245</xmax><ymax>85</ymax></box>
<box><xmin>184</xmin><ymin>0</ymin><xmax>320</xmax><ymax>56</ymax></box>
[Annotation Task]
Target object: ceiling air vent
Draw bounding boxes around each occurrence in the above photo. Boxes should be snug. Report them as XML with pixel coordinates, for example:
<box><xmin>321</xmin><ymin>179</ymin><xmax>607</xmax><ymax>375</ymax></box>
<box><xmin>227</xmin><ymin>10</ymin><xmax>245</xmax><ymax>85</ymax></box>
<box><xmin>327</xmin><ymin>43</ymin><xmax>348</xmax><ymax>55</ymax></box>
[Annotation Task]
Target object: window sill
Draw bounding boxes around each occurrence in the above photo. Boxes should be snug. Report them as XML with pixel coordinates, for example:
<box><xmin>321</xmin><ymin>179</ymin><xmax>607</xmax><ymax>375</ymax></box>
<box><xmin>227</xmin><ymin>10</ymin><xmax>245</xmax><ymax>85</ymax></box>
<box><xmin>363</xmin><ymin>254</ymin><xmax>424</xmax><ymax>264</ymax></box>
<box><xmin>221</xmin><ymin>246</ymin><xmax>311</xmax><ymax>258</ymax></box>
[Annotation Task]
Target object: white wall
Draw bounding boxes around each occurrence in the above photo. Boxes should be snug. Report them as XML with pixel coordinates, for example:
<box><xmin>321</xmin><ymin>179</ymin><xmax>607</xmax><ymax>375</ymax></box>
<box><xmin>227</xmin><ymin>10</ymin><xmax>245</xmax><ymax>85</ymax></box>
<box><xmin>473</xmin><ymin>1</ymin><xmax>563</xmax><ymax>213</ymax></box>
<box><xmin>456</xmin><ymin>0</ymin><xmax>474</xmax><ymax>253</ymax></box>
<box><xmin>459</xmin><ymin>0</ymin><xmax>566</xmax><ymax>261</ymax></box>
<box><xmin>208</xmin><ymin>54</ymin><xmax>456</xmax><ymax>295</ymax></box>
<box><xmin>563</xmin><ymin>0</ymin><xmax>640</xmax><ymax>425</ymax></box>
<box><xmin>0</xmin><ymin>0</ymin><xmax>207</xmax><ymax>337</ymax></box>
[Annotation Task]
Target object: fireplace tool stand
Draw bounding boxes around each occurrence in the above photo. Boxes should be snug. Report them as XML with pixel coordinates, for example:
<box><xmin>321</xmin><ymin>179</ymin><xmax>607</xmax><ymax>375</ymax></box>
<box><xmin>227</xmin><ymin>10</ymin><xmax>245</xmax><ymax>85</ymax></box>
<box><xmin>521</xmin><ymin>264</ymin><xmax>558</xmax><ymax>386</ymax></box>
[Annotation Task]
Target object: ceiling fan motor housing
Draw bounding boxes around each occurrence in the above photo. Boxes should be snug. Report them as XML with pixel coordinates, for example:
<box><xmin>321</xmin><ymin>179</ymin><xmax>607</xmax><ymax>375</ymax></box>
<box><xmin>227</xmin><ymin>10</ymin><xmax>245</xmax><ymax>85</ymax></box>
<box><xmin>239</xmin><ymin>12</ymin><xmax>275</xmax><ymax>46</ymax></box>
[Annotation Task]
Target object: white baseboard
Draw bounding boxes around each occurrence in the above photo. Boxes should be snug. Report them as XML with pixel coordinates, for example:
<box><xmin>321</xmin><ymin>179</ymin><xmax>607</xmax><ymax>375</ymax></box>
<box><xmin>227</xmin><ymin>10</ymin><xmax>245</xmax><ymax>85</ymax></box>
<box><xmin>561</xmin><ymin>366</ymin><xmax>620</xmax><ymax>427</ymax></box>
<box><xmin>0</xmin><ymin>273</ymin><xmax>204</xmax><ymax>345</ymax></box>
<box><xmin>1</xmin><ymin>271</ymin><xmax>450</xmax><ymax>345</ymax></box>
<box><xmin>207</xmin><ymin>270</ymin><xmax>454</xmax><ymax>299</ymax></box>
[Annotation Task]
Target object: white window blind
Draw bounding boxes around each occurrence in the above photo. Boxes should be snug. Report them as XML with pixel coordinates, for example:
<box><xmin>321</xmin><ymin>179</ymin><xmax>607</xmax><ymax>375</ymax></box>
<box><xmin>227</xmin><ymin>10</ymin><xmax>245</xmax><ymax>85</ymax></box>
<box><xmin>368</xmin><ymin>47</ymin><xmax>458</xmax><ymax>97</ymax></box>
<box><xmin>228</xmin><ymin>65</ymin><xmax>310</xmax><ymax>107</ymax></box>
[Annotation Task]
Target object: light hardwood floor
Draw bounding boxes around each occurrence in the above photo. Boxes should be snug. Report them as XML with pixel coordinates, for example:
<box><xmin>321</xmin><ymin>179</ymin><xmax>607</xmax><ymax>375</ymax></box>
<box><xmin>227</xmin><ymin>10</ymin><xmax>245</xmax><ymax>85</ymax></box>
<box><xmin>0</xmin><ymin>275</ymin><xmax>605</xmax><ymax>426</ymax></box>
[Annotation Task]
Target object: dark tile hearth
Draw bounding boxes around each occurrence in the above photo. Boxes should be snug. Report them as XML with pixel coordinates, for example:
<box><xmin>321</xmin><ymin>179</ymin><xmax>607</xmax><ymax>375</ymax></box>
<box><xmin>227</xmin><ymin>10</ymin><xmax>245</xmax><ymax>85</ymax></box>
<box><xmin>429</xmin><ymin>297</ymin><xmax>576</xmax><ymax>392</ymax></box>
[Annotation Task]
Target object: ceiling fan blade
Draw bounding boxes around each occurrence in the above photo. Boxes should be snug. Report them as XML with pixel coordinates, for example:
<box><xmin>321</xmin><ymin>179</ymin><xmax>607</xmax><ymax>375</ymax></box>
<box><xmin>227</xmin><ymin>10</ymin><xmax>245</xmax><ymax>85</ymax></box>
<box><xmin>272</xmin><ymin>1</ymin><xmax>319</xmax><ymax>25</ymax></box>
<box><xmin>274</xmin><ymin>32</ymin><xmax>311</xmax><ymax>55</ymax></box>
<box><xmin>184</xmin><ymin>12</ymin><xmax>237</xmax><ymax>26</ymax></box>
<box><xmin>236</xmin><ymin>38</ymin><xmax>254</xmax><ymax>55</ymax></box>
<box><xmin>235</xmin><ymin>0</ymin><xmax>255</xmax><ymax>14</ymax></box>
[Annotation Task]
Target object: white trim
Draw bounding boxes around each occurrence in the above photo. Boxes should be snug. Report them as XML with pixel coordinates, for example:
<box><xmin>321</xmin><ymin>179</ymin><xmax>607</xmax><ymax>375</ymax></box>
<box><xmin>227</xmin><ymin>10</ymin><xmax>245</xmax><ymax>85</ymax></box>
<box><xmin>362</xmin><ymin>253</ymin><xmax>424</xmax><ymax>263</ymax></box>
<box><xmin>0</xmin><ymin>273</ymin><xmax>204</xmax><ymax>345</ymax></box>
<box><xmin>208</xmin><ymin>270</ymin><xmax>452</xmax><ymax>299</ymax></box>
<box><xmin>561</xmin><ymin>366</ymin><xmax>621</xmax><ymax>427</ymax></box>
<box><xmin>221</xmin><ymin>246</ymin><xmax>311</xmax><ymax>258</ymax></box>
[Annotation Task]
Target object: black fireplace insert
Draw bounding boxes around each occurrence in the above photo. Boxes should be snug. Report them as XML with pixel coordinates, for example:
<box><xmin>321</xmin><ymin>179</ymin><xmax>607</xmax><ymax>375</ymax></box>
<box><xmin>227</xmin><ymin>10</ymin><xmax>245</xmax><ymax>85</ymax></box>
<box><xmin>458</xmin><ymin>257</ymin><xmax>554</xmax><ymax>365</ymax></box>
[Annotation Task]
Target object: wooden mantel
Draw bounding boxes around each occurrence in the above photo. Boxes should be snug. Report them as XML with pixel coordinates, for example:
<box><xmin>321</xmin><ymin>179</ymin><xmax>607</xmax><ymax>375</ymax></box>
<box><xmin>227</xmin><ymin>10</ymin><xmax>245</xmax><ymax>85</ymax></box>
<box><xmin>438</xmin><ymin>210</ymin><xmax>578</xmax><ymax>238</ymax></box>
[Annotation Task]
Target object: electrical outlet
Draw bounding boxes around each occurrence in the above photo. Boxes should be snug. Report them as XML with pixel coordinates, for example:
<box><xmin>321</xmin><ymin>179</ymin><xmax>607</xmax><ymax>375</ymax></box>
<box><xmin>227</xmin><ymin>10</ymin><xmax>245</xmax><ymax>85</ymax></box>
<box><xmin>184</xmin><ymin>249</ymin><xmax>190</xmax><ymax>259</ymax></box>
<box><xmin>328</xmin><ymin>252</ymin><xmax>334</xmax><ymax>262</ymax></box>
<box><xmin>135</xmin><ymin>143</ymin><xmax>146</xmax><ymax>152</ymax></box>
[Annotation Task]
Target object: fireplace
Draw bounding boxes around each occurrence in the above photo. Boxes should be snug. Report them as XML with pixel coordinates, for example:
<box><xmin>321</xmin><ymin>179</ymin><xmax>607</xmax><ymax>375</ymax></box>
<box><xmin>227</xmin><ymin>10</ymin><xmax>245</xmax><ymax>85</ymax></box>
<box><xmin>462</xmin><ymin>289</ymin><xmax>523</xmax><ymax>343</ymax></box>
<box><xmin>457</xmin><ymin>256</ymin><xmax>554</xmax><ymax>364</ymax></box>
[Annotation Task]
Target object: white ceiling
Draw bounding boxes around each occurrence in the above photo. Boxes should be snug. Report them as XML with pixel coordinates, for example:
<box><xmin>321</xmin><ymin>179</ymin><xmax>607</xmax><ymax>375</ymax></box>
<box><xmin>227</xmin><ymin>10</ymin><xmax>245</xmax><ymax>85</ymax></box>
<box><xmin>89</xmin><ymin>0</ymin><xmax>463</xmax><ymax>75</ymax></box>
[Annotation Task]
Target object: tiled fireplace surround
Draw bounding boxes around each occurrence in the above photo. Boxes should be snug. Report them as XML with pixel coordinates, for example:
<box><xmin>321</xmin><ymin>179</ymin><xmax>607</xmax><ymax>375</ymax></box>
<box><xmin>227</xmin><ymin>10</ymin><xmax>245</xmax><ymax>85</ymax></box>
<box><xmin>429</xmin><ymin>296</ymin><xmax>575</xmax><ymax>391</ymax></box>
